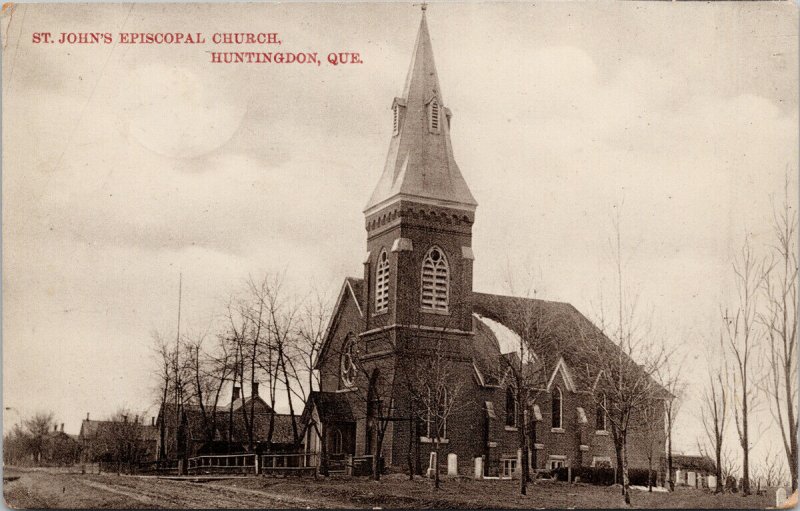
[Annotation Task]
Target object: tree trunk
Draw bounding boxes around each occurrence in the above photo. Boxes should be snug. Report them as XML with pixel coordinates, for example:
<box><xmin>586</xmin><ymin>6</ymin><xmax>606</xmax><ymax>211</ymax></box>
<box><xmin>614</xmin><ymin>435</ymin><xmax>624</xmax><ymax>487</ymax></box>
<box><xmin>742</xmin><ymin>392</ymin><xmax>750</xmax><ymax>495</ymax></box>
<box><xmin>434</xmin><ymin>439</ymin><xmax>441</xmax><ymax>490</ymax></box>
<box><xmin>319</xmin><ymin>424</ymin><xmax>329</xmax><ymax>477</ymax></box>
<box><xmin>373</xmin><ymin>422</ymin><xmax>386</xmax><ymax>481</ymax></box>
<box><xmin>785</xmin><ymin>365</ymin><xmax>798</xmax><ymax>492</ymax></box>
<box><xmin>715</xmin><ymin>438</ymin><xmax>723</xmax><ymax>494</ymax></box>
<box><xmin>622</xmin><ymin>440</ymin><xmax>631</xmax><ymax>506</ymax></box>
<box><xmin>407</xmin><ymin>417</ymin><xmax>415</xmax><ymax>480</ymax></box>
<box><xmin>667</xmin><ymin>418</ymin><xmax>674</xmax><ymax>491</ymax></box>
<box><xmin>518</xmin><ymin>405</ymin><xmax>527</xmax><ymax>495</ymax></box>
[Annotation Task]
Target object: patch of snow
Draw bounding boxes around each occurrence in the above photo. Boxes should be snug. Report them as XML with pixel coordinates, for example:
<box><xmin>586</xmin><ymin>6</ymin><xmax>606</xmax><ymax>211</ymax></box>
<box><xmin>474</xmin><ymin>313</ymin><xmax>522</xmax><ymax>356</ymax></box>
<box><xmin>630</xmin><ymin>485</ymin><xmax>668</xmax><ymax>493</ymax></box>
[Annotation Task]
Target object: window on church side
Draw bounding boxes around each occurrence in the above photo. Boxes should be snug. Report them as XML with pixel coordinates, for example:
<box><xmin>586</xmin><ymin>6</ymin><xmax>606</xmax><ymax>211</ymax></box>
<box><xmin>505</xmin><ymin>387</ymin><xmax>517</xmax><ymax>427</ymax></box>
<box><xmin>429</xmin><ymin>98</ymin><xmax>440</xmax><ymax>133</ymax></box>
<box><xmin>340</xmin><ymin>336</ymin><xmax>357</xmax><ymax>388</ymax></box>
<box><xmin>421</xmin><ymin>246</ymin><xmax>449</xmax><ymax>312</ymax></box>
<box><xmin>596</xmin><ymin>393</ymin><xmax>607</xmax><ymax>431</ymax></box>
<box><xmin>376</xmin><ymin>250</ymin><xmax>390</xmax><ymax>313</ymax></box>
<box><xmin>392</xmin><ymin>106</ymin><xmax>399</xmax><ymax>136</ymax></box>
<box><xmin>552</xmin><ymin>387</ymin><xmax>563</xmax><ymax>429</ymax></box>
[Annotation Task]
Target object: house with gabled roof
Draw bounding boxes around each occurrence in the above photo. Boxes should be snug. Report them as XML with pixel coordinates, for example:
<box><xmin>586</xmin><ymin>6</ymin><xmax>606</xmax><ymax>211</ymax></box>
<box><xmin>303</xmin><ymin>9</ymin><xmax>666</xmax><ymax>479</ymax></box>
<box><xmin>156</xmin><ymin>383</ymin><xmax>300</xmax><ymax>461</ymax></box>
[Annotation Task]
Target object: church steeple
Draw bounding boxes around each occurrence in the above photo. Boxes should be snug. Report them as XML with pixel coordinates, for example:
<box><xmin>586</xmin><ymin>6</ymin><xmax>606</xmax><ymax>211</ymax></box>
<box><xmin>364</xmin><ymin>9</ymin><xmax>477</xmax><ymax>216</ymax></box>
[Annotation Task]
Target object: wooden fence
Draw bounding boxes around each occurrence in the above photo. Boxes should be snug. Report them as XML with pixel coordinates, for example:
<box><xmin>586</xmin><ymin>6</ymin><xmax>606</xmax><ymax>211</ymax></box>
<box><xmin>182</xmin><ymin>452</ymin><xmax>380</xmax><ymax>477</ymax></box>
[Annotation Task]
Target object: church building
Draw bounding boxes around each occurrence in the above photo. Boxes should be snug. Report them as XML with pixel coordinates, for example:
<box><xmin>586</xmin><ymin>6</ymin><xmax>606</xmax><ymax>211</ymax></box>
<box><xmin>303</xmin><ymin>10</ymin><xmax>666</xmax><ymax>478</ymax></box>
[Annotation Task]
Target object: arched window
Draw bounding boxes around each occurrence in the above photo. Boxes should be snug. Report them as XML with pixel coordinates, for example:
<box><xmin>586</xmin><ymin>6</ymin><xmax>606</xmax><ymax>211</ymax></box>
<box><xmin>505</xmin><ymin>387</ymin><xmax>517</xmax><ymax>427</ymax></box>
<box><xmin>596</xmin><ymin>393</ymin><xmax>607</xmax><ymax>431</ymax></box>
<box><xmin>375</xmin><ymin>250</ymin><xmax>389</xmax><ymax>313</ymax></box>
<box><xmin>332</xmin><ymin>429</ymin><xmax>343</xmax><ymax>454</ymax></box>
<box><xmin>552</xmin><ymin>387</ymin><xmax>563</xmax><ymax>429</ymax></box>
<box><xmin>428</xmin><ymin>98</ymin><xmax>440</xmax><ymax>133</ymax></box>
<box><xmin>421</xmin><ymin>246</ymin><xmax>449</xmax><ymax>312</ymax></box>
<box><xmin>340</xmin><ymin>336</ymin><xmax>357</xmax><ymax>388</ymax></box>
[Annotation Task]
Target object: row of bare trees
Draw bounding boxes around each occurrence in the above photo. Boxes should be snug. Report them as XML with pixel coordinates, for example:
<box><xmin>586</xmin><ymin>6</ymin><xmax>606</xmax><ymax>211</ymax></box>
<box><xmin>152</xmin><ymin>273</ymin><xmax>330</xmax><ymax>458</ymax></box>
<box><xmin>3</xmin><ymin>411</ymin><xmax>79</xmax><ymax>466</ymax></box>
<box><xmin>701</xmin><ymin>175</ymin><xmax>797</xmax><ymax>494</ymax></box>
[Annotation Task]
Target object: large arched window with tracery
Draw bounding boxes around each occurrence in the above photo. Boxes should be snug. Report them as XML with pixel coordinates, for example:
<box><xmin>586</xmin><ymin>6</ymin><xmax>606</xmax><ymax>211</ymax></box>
<box><xmin>340</xmin><ymin>336</ymin><xmax>358</xmax><ymax>388</ymax></box>
<box><xmin>375</xmin><ymin>250</ymin><xmax>390</xmax><ymax>313</ymax></box>
<box><xmin>421</xmin><ymin>246</ymin><xmax>449</xmax><ymax>312</ymax></box>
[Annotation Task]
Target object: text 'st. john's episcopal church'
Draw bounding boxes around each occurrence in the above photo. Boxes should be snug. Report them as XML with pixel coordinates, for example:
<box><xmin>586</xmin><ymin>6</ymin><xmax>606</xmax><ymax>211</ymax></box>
<box><xmin>303</xmin><ymin>10</ymin><xmax>666</xmax><ymax>478</ymax></box>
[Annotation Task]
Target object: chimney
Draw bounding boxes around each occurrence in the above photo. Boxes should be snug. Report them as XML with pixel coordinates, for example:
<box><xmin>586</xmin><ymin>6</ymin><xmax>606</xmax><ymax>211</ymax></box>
<box><xmin>60</xmin><ymin>423</ymin><xmax>64</xmax><ymax>433</ymax></box>
<box><xmin>232</xmin><ymin>386</ymin><xmax>240</xmax><ymax>401</ymax></box>
<box><xmin>54</xmin><ymin>424</ymin><xmax>58</xmax><ymax>432</ymax></box>
<box><xmin>134</xmin><ymin>414</ymin><xmax>139</xmax><ymax>425</ymax></box>
<box><xmin>151</xmin><ymin>417</ymin><xmax>155</xmax><ymax>426</ymax></box>
<box><xmin>86</xmin><ymin>412</ymin><xmax>90</xmax><ymax>421</ymax></box>
<box><xmin>251</xmin><ymin>382</ymin><xmax>259</xmax><ymax>397</ymax></box>
<box><xmin>123</xmin><ymin>414</ymin><xmax>128</xmax><ymax>423</ymax></box>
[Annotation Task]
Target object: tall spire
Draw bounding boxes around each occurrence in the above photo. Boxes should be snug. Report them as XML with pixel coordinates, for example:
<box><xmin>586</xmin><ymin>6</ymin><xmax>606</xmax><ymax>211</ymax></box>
<box><xmin>364</xmin><ymin>8</ymin><xmax>477</xmax><ymax>215</ymax></box>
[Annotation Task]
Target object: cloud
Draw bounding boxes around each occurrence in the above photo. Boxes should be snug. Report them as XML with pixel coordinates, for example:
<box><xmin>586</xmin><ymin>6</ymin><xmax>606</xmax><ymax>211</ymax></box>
<box><xmin>119</xmin><ymin>64</ymin><xmax>248</xmax><ymax>160</ymax></box>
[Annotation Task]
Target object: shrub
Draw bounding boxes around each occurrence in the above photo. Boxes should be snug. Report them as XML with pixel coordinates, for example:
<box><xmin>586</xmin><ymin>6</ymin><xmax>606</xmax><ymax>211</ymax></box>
<box><xmin>627</xmin><ymin>468</ymin><xmax>658</xmax><ymax>487</ymax></box>
<box><xmin>551</xmin><ymin>466</ymin><xmax>616</xmax><ymax>486</ymax></box>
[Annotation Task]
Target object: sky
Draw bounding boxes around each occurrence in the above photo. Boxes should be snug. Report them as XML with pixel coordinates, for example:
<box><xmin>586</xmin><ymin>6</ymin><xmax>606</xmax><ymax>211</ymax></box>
<box><xmin>3</xmin><ymin>2</ymin><xmax>798</xmax><ymax>472</ymax></box>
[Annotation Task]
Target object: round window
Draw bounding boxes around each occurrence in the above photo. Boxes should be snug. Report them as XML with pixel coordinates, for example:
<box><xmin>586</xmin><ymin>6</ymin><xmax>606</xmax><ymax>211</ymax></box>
<box><xmin>430</xmin><ymin>249</ymin><xmax>440</xmax><ymax>262</ymax></box>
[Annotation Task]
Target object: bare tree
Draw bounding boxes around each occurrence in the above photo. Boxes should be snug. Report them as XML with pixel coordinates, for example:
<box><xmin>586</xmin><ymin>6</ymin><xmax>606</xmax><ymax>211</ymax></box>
<box><xmin>184</xmin><ymin>328</ymin><xmax>234</xmax><ymax>448</ymax></box>
<box><xmin>700</xmin><ymin>340</ymin><xmax>729</xmax><ymax>494</ymax></box>
<box><xmin>102</xmin><ymin>409</ymin><xmax>148</xmax><ymax>474</ymax></box>
<box><xmin>720</xmin><ymin>444</ymin><xmax>741</xmax><ymax>491</ymax></box>
<box><xmin>257</xmin><ymin>274</ymin><xmax>302</xmax><ymax>445</ymax></box>
<box><xmin>657</xmin><ymin>362</ymin><xmax>686</xmax><ymax>491</ymax></box>
<box><xmin>578</xmin><ymin>204</ymin><xmax>673</xmax><ymax>505</ymax></box>
<box><xmin>21</xmin><ymin>411</ymin><xmax>55</xmax><ymax>465</ymax></box>
<box><xmin>485</xmin><ymin>267</ymin><xmax>553</xmax><ymax>494</ymax></box>
<box><xmin>407</xmin><ymin>336</ymin><xmax>467</xmax><ymax>490</ymax></box>
<box><xmin>759</xmin><ymin>174</ymin><xmax>798</xmax><ymax>492</ymax></box>
<box><xmin>722</xmin><ymin>235</ymin><xmax>764</xmax><ymax>496</ymax></box>
<box><xmin>293</xmin><ymin>287</ymin><xmax>332</xmax><ymax>401</ymax></box>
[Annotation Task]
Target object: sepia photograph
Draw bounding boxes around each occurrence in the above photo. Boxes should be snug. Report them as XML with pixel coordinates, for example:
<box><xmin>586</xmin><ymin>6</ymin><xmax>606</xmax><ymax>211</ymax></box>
<box><xmin>2</xmin><ymin>2</ymin><xmax>798</xmax><ymax>508</ymax></box>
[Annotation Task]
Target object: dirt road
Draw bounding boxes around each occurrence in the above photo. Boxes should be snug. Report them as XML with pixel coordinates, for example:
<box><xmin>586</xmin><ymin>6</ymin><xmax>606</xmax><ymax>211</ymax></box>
<box><xmin>3</xmin><ymin>470</ymin><xmax>348</xmax><ymax>509</ymax></box>
<box><xmin>3</xmin><ymin>468</ymin><xmax>776</xmax><ymax>509</ymax></box>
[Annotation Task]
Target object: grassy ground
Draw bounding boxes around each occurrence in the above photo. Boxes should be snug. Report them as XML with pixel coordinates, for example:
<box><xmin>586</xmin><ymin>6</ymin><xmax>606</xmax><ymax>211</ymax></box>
<box><xmin>3</xmin><ymin>467</ymin><xmax>776</xmax><ymax>509</ymax></box>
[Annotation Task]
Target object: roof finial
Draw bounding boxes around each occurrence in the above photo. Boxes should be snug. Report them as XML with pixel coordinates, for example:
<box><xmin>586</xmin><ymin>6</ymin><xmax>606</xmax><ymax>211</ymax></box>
<box><xmin>421</xmin><ymin>3</ymin><xmax>427</xmax><ymax>12</ymax></box>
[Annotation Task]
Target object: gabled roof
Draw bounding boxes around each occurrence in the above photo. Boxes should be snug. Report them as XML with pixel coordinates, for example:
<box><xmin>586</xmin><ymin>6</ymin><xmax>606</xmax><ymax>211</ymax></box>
<box><xmin>230</xmin><ymin>394</ymin><xmax>273</xmax><ymax>413</ymax></box>
<box><xmin>301</xmin><ymin>391</ymin><xmax>355</xmax><ymax>425</ymax></box>
<box><xmin>158</xmin><ymin>402</ymin><xmax>298</xmax><ymax>445</ymax></box>
<box><xmin>672</xmin><ymin>454</ymin><xmax>716</xmax><ymax>473</ymax></box>
<box><xmin>364</xmin><ymin>10</ymin><xmax>477</xmax><ymax>215</ymax></box>
<box><xmin>315</xmin><ymin>277</ymin><xmax>364</xmax><ymax>370</ymax></box>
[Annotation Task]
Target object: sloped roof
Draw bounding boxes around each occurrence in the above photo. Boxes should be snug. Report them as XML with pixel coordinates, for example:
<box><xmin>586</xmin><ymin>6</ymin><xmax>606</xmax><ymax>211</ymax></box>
<box><xmin>365</xmin><ymin>11</ymin><xmax>477</xmax><ymax>215</ymax></box>
<box><xmin>302</xmin><ymin>391</ymin><xmax>355</xmax><ymax>424</ymax></box>
<box><xmin>673</xmin><ymin>454</ymin><xmax>716</xmax><ymax>473</ymax></box>
<box><xmin>158</xmin><ymin>402</ymin><xmax>298</xmax><ymax>445</ymax></box>
<box><xmin>472</xmin><ymin>292</ymin><xmax>618</xmax><ymax>390</ymax></box>
<box><xmin>345</xmin><ymin>277</ymin><xmax>363</xmax><ymax>310</ymax></box>
<box><xmin>80</xmin><ymin>419</ymin><xmax>160</xmax><ymax>442</ymax></box>
<box><xmin>315</xmin><ymin>277</ymin><xmax>364</xmax><ymax>370</ymax></box>
<box><xmin>472</xmin><ymin>313</ymin><xmax>546</xmax><ymax>388</ymax></box>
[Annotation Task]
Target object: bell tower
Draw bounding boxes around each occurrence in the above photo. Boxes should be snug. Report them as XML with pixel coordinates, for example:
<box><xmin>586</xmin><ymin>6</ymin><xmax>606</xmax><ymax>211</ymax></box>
<box><xmin>361</xmin><ymin>8</ymin><xmax>477</xmax><ymax>349</ymax></box>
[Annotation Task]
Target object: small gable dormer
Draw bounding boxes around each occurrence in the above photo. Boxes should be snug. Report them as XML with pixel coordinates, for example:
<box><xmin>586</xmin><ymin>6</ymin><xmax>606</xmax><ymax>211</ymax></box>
<box><xmin>391</xmin><ymin>97</ymin><xmax>406</xmax><ymax>137</ymax></box>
